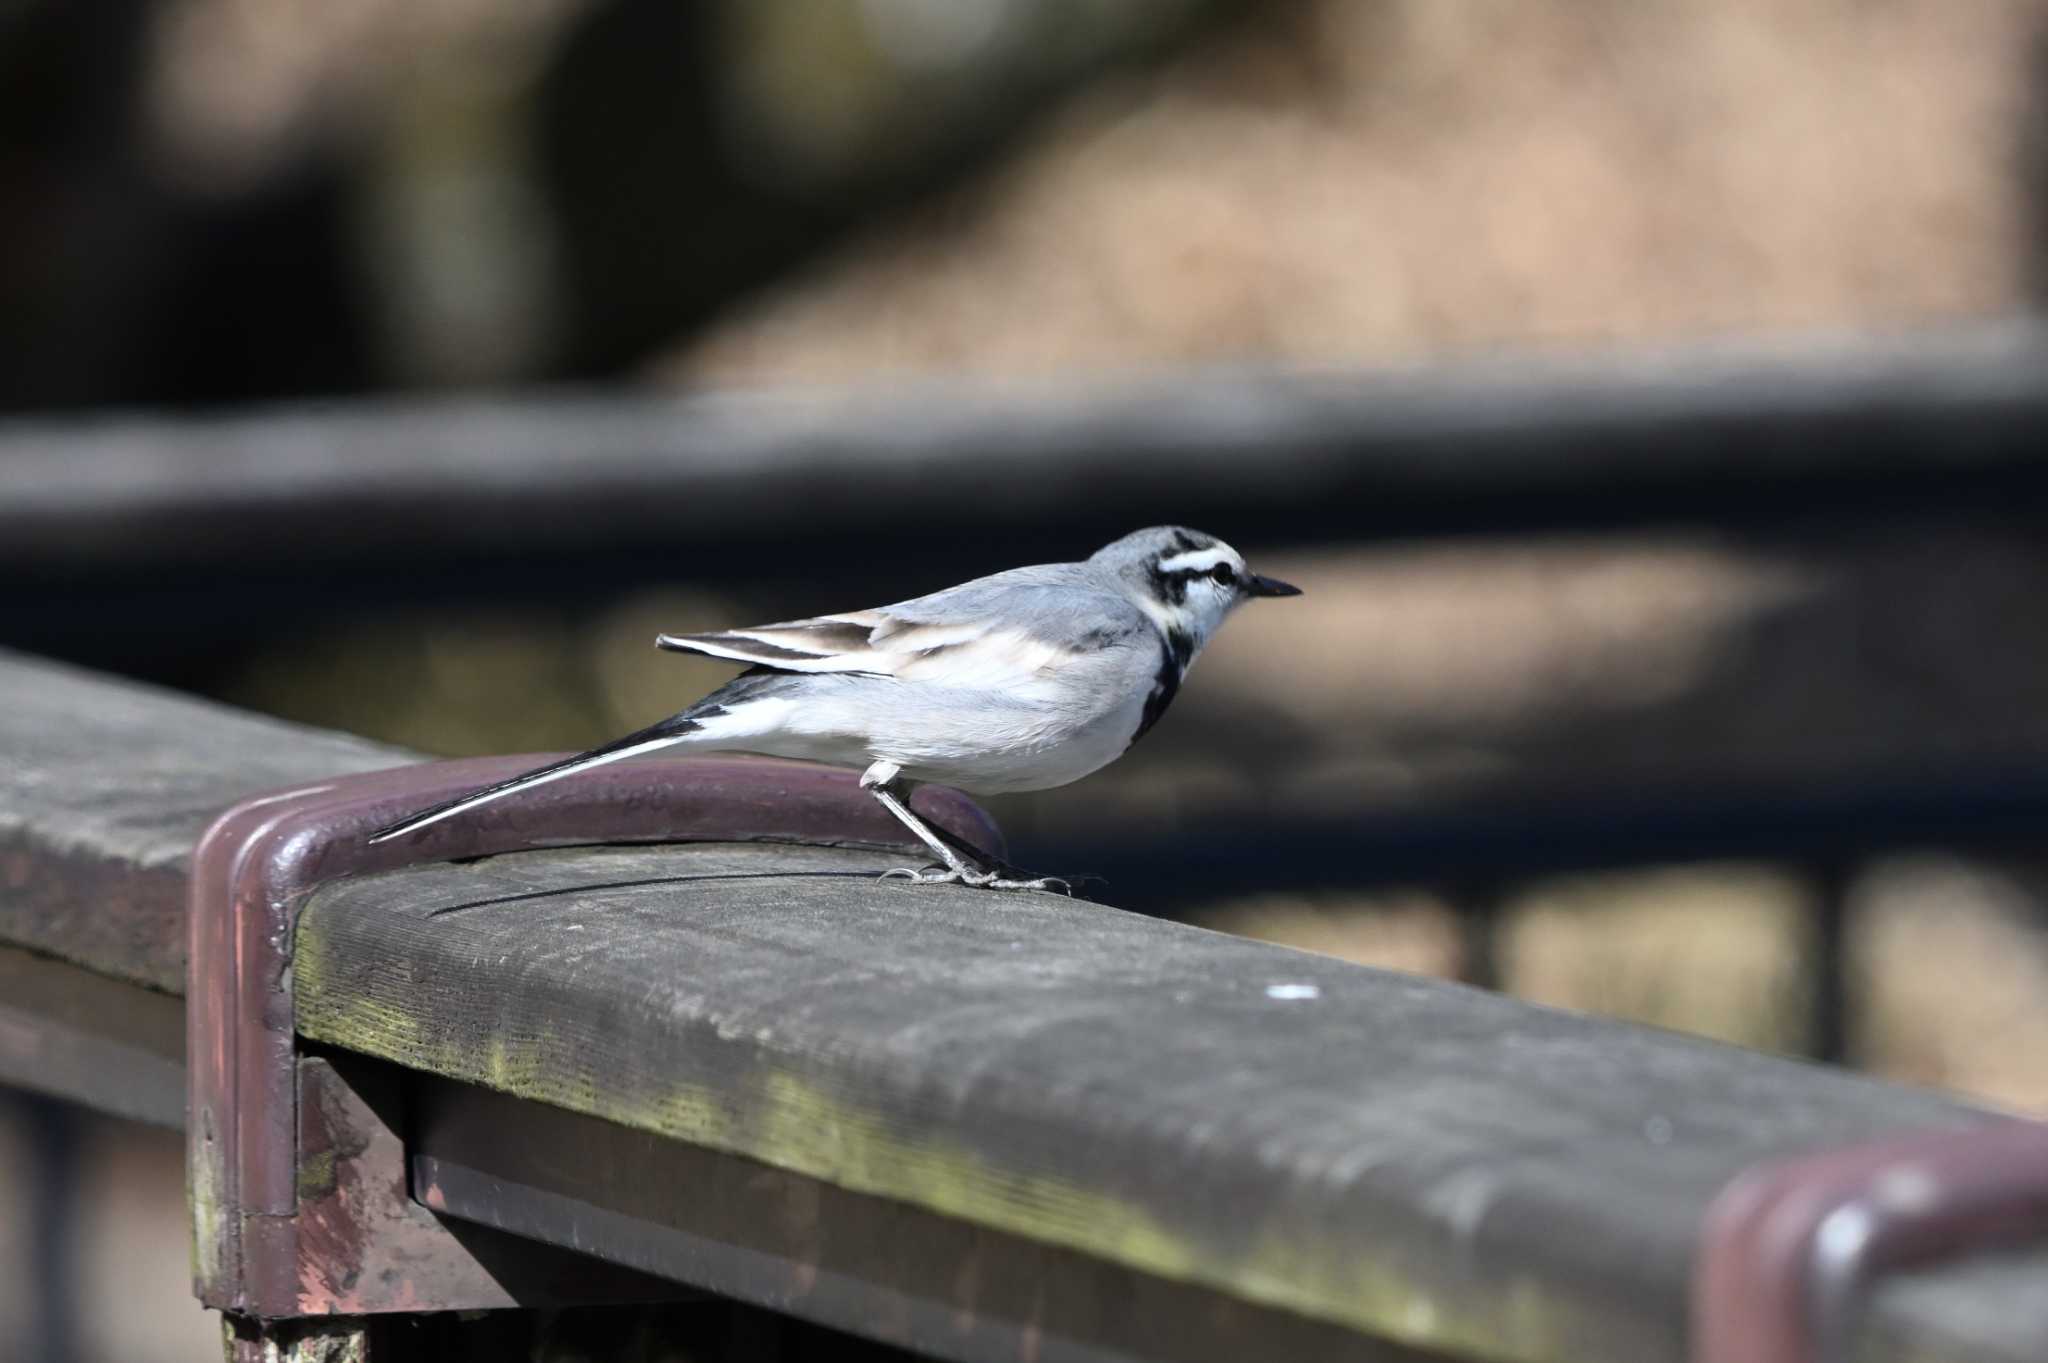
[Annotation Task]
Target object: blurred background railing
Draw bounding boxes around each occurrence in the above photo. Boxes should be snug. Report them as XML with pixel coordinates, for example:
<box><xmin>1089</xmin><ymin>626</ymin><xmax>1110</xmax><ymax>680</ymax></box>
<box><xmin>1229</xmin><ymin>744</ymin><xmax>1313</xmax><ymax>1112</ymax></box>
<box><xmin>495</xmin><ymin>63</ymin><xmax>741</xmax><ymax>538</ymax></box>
<box><xmin>8</xmin><ymin>0</ymin><xmax>2048</xmax><ymax>1357</ymax></box>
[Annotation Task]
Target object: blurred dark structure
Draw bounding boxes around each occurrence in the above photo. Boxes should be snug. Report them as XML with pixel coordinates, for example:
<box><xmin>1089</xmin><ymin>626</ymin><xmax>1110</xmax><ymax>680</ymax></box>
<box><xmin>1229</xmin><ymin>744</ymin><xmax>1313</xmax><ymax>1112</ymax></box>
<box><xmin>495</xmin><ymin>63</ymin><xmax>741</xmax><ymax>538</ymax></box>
<box><xmin>6</xmin><ymin>0</ymin><xmax>2045</xmax><ymax>412</ymax></box>
<box><xmin>536</xmin><ymin>1</ymin><xmax>814</xmax><ymax>378</ymax></box>
<box><xmin>0</xmin><ymin>0</ymin><xmax>376</xmax><ymax>409</ymax></box>
<box><xmin>537</xmin><ymin>0</ymin><xmax>1233</xmax><ymax>378</ymax></box>
<box><xmin>0</xmin><ymin>0</ymin><xmax>1233</xmax><ymax>410</ymax></box>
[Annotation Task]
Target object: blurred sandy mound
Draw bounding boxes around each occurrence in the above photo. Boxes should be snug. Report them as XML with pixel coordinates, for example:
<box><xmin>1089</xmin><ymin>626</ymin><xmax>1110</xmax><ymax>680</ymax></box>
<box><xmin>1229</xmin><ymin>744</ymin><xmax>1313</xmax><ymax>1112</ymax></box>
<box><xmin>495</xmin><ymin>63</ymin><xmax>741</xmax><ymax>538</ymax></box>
<box><xmin>659</xmin><ymin>0</ymin><xmax>2039</xmax><ymax>386</ymax></box>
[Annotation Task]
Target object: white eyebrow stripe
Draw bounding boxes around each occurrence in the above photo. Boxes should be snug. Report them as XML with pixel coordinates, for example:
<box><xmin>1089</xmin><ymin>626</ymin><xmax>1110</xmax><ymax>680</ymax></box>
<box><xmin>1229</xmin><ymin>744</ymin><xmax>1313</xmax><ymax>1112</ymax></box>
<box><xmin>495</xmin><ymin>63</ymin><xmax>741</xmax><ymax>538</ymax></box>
<box><xmin>1156</xmin><ymin>547</ymin><xmax>1235</xmax><ymax>574</ymax></box>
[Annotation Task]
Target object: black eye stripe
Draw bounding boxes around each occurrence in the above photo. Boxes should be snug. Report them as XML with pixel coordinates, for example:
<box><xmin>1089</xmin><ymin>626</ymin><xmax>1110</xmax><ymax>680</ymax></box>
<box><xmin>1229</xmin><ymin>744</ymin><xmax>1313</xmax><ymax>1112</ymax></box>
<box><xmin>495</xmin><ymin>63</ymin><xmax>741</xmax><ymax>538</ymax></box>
<box><xmin>1148</xmin><ymin>559</ymin><xmax>1236</xmax><ymax>603</ymax></box>
<box><xmin>1147</xmin><ymin>564</ymin><xmax>1187</xmax><ymax>605</ymax></box>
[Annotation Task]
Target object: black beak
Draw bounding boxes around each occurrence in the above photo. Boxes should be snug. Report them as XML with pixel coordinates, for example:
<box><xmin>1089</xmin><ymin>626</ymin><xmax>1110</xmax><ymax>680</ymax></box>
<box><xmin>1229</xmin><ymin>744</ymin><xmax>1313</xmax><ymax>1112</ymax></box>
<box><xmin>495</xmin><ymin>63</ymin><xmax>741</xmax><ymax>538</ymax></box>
<box><xmin>1245</xmin><ymin>573</ymin><xmax>1302</xmax><ymax>598</ymax></box>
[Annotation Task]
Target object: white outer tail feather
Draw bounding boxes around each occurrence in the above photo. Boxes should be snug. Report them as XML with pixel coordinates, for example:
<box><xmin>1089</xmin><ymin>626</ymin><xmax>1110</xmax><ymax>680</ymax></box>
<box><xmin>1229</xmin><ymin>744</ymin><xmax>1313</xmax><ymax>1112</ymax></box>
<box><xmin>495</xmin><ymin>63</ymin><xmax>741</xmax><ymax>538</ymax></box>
<box><xmin>363</xmin><ymin>735</ymin><xmax>685</xmax><ymax>844</ymax></box>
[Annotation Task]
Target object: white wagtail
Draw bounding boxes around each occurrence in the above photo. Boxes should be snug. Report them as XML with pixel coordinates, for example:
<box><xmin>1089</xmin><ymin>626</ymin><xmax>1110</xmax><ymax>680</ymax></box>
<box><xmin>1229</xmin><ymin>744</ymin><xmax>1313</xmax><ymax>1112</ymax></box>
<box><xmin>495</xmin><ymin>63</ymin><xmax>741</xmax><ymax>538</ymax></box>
<box><xmin>367</xmin><ymin>527</ymin><xmax>1300</xmax><ymax>890</ymax></box>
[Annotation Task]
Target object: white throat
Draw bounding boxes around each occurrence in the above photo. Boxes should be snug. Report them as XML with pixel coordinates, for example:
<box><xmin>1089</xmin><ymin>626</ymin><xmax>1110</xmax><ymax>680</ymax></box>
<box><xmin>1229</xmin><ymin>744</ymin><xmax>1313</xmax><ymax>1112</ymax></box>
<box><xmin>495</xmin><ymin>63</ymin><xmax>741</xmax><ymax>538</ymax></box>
<box><xmin>1130</xmin><ymin>593</ymin><xmax>1224</xmax><ymax>659</ymax></box>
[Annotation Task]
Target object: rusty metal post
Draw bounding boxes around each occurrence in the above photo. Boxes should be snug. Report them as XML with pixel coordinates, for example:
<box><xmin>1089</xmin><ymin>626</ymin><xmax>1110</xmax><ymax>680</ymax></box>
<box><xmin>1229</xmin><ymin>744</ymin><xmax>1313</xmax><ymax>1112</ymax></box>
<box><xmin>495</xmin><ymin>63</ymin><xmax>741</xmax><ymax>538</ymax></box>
<box><xmin>1692</xmin><ymin>1118</ymin><xmax>2048</xmax><ymax>1363</ymax></box>
<box><xmin>221</xmin><ymin>1315</ymin><xmax>368</xmax><ymax>1363</ymax></box>
<box><xmin>185</xmin><ymin>752</ymin><xmax>1001</xmax><ymax>1331</ymax></box>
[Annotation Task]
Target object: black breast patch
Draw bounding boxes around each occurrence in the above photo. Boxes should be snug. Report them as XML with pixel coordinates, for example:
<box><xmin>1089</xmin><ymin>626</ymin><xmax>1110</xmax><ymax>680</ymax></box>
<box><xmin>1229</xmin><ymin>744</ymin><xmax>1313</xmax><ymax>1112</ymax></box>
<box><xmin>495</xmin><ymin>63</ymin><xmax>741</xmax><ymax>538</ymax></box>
<box><xmin>1129</xmin><ymin>626</ymin><xmax>1196</xmax><ymax>746</ymax></box>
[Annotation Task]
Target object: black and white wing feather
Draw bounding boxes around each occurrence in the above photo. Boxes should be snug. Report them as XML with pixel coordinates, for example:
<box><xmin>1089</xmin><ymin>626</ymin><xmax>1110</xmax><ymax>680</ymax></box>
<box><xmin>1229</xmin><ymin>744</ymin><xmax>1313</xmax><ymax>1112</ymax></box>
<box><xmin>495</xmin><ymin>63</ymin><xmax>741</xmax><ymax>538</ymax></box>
<box><xmin>657</xmin><ymin>565</ymin><xmax>1150</xmax><ymax>689</ymax></box>
<box><xmin>657</xmin><ymin>610</ymin><xmax>905</xmax><ymax>674</ymax></box>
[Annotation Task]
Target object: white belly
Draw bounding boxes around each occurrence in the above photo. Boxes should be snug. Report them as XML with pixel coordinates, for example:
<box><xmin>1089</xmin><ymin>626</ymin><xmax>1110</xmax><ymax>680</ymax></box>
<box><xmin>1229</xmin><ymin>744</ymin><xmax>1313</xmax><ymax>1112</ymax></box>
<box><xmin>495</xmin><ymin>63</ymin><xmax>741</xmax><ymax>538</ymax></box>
<box><xmin>690</xmin><ymin>677</ymin><xmax>1153</xmax><ymax>796</ymax></box>
<box><xmin>892</xmin><ymin>689</ymin><xmax>1150</xmax><ymax>794</ymax></box>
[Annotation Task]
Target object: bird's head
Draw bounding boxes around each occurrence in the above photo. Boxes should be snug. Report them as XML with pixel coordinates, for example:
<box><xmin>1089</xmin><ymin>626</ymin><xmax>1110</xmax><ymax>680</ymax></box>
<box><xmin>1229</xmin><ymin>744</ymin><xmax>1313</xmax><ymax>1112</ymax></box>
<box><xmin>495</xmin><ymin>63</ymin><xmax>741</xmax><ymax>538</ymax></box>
<box><xmin>1093</xmin><ymin>526</ymin><xmax>1301</xmax><ymax>648</ymax></box>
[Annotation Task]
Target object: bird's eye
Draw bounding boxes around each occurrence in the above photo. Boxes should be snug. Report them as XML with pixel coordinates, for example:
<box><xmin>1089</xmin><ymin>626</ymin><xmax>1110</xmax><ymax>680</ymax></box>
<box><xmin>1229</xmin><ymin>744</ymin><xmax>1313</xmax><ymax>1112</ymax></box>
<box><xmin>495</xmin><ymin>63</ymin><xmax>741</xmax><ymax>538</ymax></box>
<box><xmin>1210</xmin><ymin>564</ymin><xmax>1237</xmax><ymax>586</ymax></box>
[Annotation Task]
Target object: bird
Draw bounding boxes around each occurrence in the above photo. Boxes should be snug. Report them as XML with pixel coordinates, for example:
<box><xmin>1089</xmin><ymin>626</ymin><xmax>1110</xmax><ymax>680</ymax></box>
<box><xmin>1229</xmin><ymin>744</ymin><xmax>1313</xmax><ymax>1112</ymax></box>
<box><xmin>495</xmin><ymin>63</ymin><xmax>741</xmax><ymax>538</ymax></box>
<box><xmin>366</xmin><ymin>526</ymin><xmax>1301</xmax><ymax>891</ymax></box>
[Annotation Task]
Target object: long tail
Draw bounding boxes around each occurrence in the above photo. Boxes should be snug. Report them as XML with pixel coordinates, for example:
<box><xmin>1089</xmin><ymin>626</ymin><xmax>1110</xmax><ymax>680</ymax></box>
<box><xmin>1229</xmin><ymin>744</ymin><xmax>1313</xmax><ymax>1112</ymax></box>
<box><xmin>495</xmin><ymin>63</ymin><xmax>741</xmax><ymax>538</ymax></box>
<box><xmin>364</xmin><ymin>712</ymin><xmax>706</xmax><ymax>845</ymax></box>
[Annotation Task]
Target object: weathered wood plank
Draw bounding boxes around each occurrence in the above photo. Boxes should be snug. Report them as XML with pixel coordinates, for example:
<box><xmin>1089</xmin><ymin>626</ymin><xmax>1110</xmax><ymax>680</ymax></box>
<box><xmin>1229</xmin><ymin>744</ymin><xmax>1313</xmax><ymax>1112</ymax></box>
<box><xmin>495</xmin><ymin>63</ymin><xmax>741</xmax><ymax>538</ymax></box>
<box><xmin>410</xmin><ymin>1074</ymin><xmax>1441</xmax><ymax>1363</ymax></box>
<box><xmin>293</xmin><ymin>840</ymin><xmax>2026</xmax><ymax>1363</ymax></box>
<box><xmin>1858</xmin><ymin>1247</ymin><xmax>2048</xmax><ymax>1363</ymax></box>
<box><xmin>0</xmin><ymin>648</ymin><xmax>414</xmax><ymax>991</ymax></box>
<box><xmin>0</xmin><ymin>944</ymin><xmax>185</xmax><ymax>1125</ymax></box>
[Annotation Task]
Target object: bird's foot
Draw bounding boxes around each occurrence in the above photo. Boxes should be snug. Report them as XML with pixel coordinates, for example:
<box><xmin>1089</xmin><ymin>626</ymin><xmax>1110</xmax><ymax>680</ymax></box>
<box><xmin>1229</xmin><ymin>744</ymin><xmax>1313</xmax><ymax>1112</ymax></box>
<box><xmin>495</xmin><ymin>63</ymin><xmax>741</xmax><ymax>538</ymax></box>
<box><xmin>972</xmin><ymin>852</ymin><xmax>1105</xmax><ymax>895</ymax></box>
<box><xmin>881</xmin><ymin>864</ymin><xmax>970</xmax><ymax>886</ymax></box>
<box><xmin>879</xmin><ymin>864</ymin><xmax>1080</xmax><ymax>895</ymax></box>
<box><xmin>986</xmin><ymin>874</ymin><xmax>1075</xmax><ymax>894</ymax></box>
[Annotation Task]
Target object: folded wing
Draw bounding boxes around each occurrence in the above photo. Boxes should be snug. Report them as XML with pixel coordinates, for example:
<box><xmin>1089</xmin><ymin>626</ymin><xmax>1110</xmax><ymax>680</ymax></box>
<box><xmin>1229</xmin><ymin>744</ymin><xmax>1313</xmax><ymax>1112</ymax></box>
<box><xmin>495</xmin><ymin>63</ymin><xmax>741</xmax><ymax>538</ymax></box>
<box><xmin>656</xmin><ymin>570</ymin><xmax>1148</xmax><ymax>692</ymax></box>
<box><xmin>657</xmin><ymin>611</ymin><xmax>900</xmax><ymax>674</ymax></box>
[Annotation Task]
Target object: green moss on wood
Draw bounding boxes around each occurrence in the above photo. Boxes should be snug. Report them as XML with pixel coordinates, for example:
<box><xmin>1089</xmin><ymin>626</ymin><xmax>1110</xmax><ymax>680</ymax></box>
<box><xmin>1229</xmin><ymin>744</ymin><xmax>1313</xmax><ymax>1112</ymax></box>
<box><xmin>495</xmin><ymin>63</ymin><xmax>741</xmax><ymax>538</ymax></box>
<box><xmin>188</xmin><ymin>1119</ymin><xmax>226</xmax><ymax>1295</ymax></box>
<box><xmin>296</xmin><ymin>1148</ymin><xmax>338</xmax><ymax>1203</ymax></box>
<box><xmin>293</xmin><ymin>926</ymin><xmax>1596</xmax><ymax>1363</ymax></box>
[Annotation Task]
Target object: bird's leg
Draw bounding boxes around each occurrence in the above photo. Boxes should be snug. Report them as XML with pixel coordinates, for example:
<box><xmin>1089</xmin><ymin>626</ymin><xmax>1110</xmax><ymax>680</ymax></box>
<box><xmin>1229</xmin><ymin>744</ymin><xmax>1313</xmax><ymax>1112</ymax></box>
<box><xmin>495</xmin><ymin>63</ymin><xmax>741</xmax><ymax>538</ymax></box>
<box><xmin>859</xmin><ymin>762</ymin><xmax>1071</xmax><ymax>894</ymax></box>
<box><xmin>868</xmin><ymin>785</ymin><xmax>989</xmax><ymax>884</ymax></box>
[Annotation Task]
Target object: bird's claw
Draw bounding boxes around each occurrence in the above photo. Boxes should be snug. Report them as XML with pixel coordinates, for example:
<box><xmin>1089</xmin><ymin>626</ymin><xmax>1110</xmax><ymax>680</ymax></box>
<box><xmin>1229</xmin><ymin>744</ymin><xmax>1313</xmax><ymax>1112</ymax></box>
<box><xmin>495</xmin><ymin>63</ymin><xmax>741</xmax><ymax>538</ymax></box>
<box><xmin>879</xmin><ymin>865</ymin><xmax>1077</xmax><ymax>895</ymax></box>
<box><xmin>881</xmin><ymin>865</ymin><xmax>965</xmax><ymax>885</ymax></box>
<box><xmin>987</xmin><ymin>874</ymin><xmax>1073</xmax><ymax>894</ymax></box>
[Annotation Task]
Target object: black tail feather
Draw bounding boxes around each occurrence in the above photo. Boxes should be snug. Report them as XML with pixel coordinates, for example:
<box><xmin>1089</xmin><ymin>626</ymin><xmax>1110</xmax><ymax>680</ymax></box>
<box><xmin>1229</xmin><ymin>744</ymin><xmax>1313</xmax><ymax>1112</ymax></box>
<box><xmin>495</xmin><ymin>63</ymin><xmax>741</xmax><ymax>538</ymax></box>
<box><xmin>363</xmin><ymin>712</ymin><xmax>703</xmax><ymax>844</ymax></box>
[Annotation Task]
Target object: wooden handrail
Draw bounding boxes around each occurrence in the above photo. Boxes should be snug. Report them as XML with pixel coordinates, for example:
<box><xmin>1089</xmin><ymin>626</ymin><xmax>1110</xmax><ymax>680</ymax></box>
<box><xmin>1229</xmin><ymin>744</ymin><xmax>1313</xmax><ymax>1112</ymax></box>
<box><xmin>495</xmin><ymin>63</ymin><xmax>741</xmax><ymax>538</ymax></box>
<box><xmin>297</xmin><ymin>842</ymin><xmax>2044</xmax><ymax>1363</ymax></box>
<box><xmin>0</xmin><ymin>646</ymin><xmax>413</xmax><ymax>995</ymax></box>
<box><xmin>2</xmin><ymin>647</ymin><xmax>2043</xmax><ymax>1361</ymax></box>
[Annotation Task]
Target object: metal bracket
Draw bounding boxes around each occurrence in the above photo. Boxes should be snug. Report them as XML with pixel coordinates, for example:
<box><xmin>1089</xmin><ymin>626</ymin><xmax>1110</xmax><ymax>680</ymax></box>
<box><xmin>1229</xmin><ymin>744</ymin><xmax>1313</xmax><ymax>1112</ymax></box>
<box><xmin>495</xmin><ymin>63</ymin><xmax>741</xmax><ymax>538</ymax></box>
<box><xmin>1692</xmin><ymin>1118</ymin><xmax>2048</xmax><ymax>1363</ymax></box>
<box><xmin>187</xmin><ymin>751</ymin><xmax>1003</xmax><ymax>1319</ymax></box>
